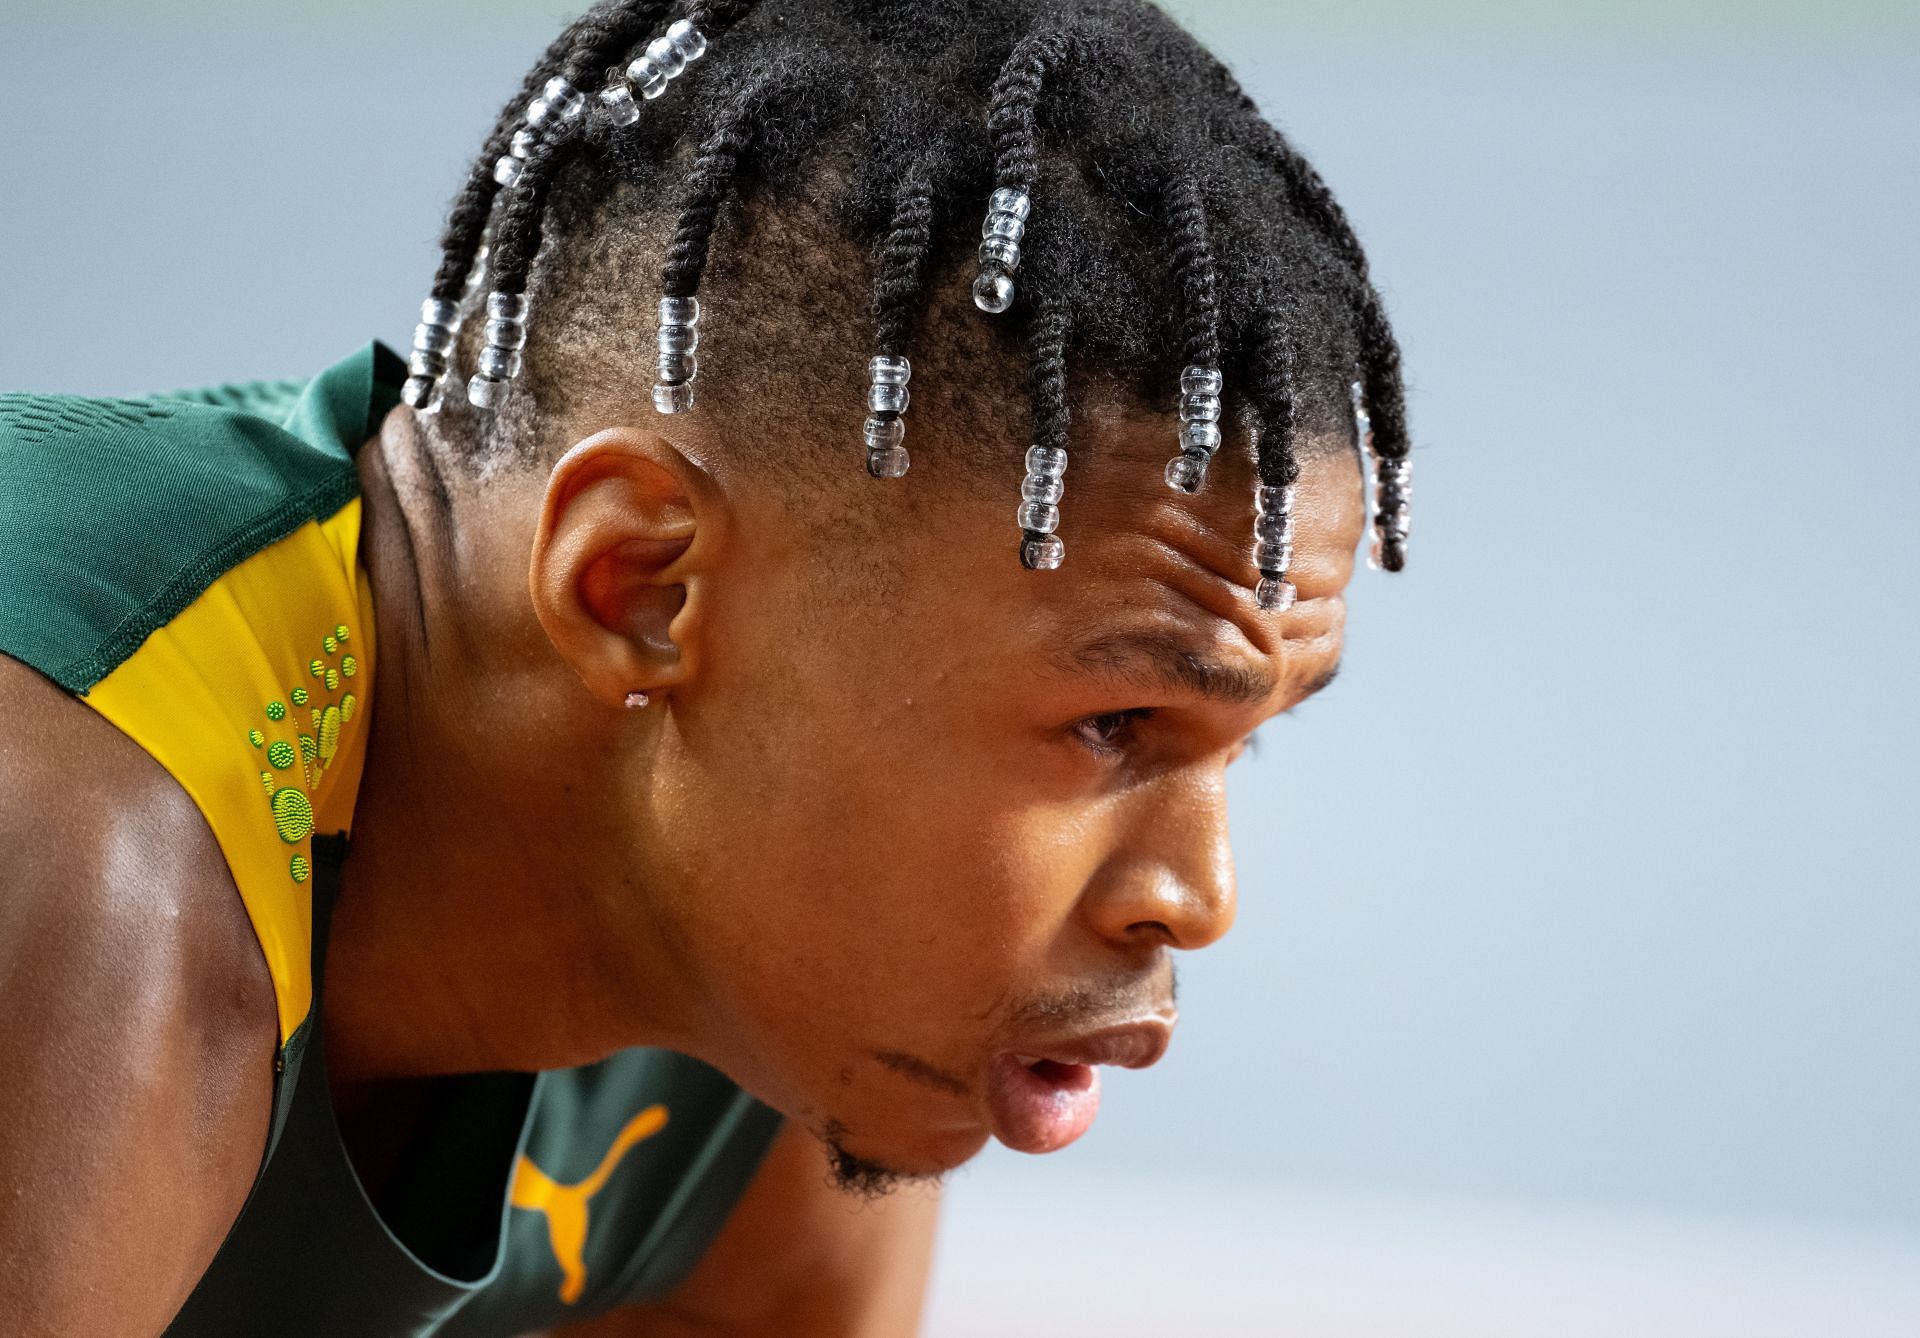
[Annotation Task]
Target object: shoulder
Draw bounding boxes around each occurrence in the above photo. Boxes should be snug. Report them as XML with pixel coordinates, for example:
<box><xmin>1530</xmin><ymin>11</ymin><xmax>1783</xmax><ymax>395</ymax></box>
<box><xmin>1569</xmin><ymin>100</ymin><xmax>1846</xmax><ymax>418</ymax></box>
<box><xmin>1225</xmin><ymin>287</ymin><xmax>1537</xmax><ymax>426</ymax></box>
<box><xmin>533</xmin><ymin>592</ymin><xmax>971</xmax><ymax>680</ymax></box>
<box><xmin>0</xmin><ymin>653</ymin><xmax>278</xmax><ymax>1334</ymax></box>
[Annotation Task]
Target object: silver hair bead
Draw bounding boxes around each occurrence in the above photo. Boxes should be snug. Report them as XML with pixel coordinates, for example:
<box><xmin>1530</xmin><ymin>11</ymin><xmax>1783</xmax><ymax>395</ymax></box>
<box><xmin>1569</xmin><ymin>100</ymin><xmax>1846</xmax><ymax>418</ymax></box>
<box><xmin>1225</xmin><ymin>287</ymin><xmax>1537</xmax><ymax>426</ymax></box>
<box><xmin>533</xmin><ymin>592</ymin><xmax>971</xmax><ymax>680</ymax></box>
<box><xmin>1255</xmin><ymin>511</ymin><xmax>1295</xmax><ymax>546</ymax></box>
<box><xmin>1255</xmin><ymin>539</ymin><xmax>1294</xmax><ymax>571</ymax></box>
<box><xmin>983</xmin><ymin>211</ymin><xmax>1026</xmax><ymax>242</ymax></box>
<box><xmin>867</xmin><ymin>446</ymin><xmax>911</xmax><ymax>479</ymax></box>
<box><xmin>1165</xmin><ymin>451</ymin><xmax>1208</xmax><ymax>494</ymax></box>
<box><xmin>667</xmin><ymin>18</ymin><xmax>709</xmax><ymax>62</ymax></box>
<box><xmin>658</xmin><ymin>323</ymin><xmax>699</xmax><ymax>355</ymax></box>
<box><xmin>478</xmin><ymin>345</ymin><xmax>523</xmax><ymax>380</ymax></box>
<box><xmin>978</xmin><ymin>236</ymin><xmax>1022</xmax><ymax>271</ymax></box>
<box><xmin>493</xmin><ymin>155</ymin><xmax>524</xmax><ymax>187</ymax></box>
<box><xmin>972</xmin><ymin>271</ymin><xmax>1015</xmax><ymax>314</ymax></box>
<box><xmin>1026</xmin><ymin>444</ymin><xmax>1067</xmax><ymax>478</ymax></box>
<box><xmin>1180</xmin><ymin>392</ymin><xmax>1222</xmax><ymax>423</ymax></box>
<box><xmin>869</xmin><ymin>354</ymin><xmax>910</xmax><ymax>387</ymax></box>
<box><xmin>467</xmin><ymin>373</ymin><xmax>508</xmax><ymax>408</ymax></box>
<box><xmin>420</xmin><ymin>298</ymin><xmax>459</xmax><ymax>329</ymax></box>
<box><xmin>511</xmin><ymin>128</ymin><xmax>538</xmax><ymax>160</ymax></box>
<box><xmin>1256</xmin><ymin>576</ymin><xmax>1297</xmax><ymax>612</ymax></box>
<box><xmin>868</xmin><ymin>382</ymin><xmax>910</xmax><ymax>416</ymax></box>
<box><xmin>407</xmin><ymin>349</ymin><xmax>448</xmax><ymax>379</ymax></box>
<box><xmin>654</xmin><ymin>380</ymin><xmax>695</xmax><ymax>414</ymax></box>
<box><xmin>659</xmin><ymin>296</ymin><xmax>699</xmax><ymax>326</ymax></box>
<box><xmin>1180</xmin><ymin>366</ymin><xmax>1224</xmax><ymax>397</ymax></box>
<box><xmin>1021</xmin><ymin>534</ymin><xmax>1065</xmax><ymax>570</ymax></box>
<box><xmin>1253</xmin><ymin>475</ymin><xmax>1298</xmax><ymax>610</ymax></box>
<box><xmin>1020</xmin><ymin>475</ymin><xmax>1064</xmax><ymax>505</ymax></box>
<box><xmin>974</xmin><ymin>187</ymin><xmax>1031</xmax><ymax>314</ymax></box>
<box><xmin>413</xmin><ymin>322</ymin><xmax>455</xmax><ymax>355</ymax></box>
<box><xmin>645</xmin><ymin>34</ymin><xmax>688</xmax><ymax>81</ymax></box>
<box><xmin>1258</xmin><ymin>483</ymin><xmax>1298</xmax><ymax>515</ymax></box>
<box><xmin>527</xmin><ymin>77</ymin><xmax>585</xmax><ymax>129</ymax></box>
<box><xmin>599</xmin><ymin>79</ymin><xmax>641</xmax><ymax>127</ymax></box>
<box><xmin>488</xmin><ymin>292</ymin><xmax>530</xmax><ymax>322</ymax></box>
<box><xmin>629</xmin><ymin>57</ymin><xmax>670</xmax><ymax>99</ymax></box>
<box><xmin>990</xmin><ymin>186</ymin><xmax>1032</xmax><ymax>221</ymax></box>
<box><xmin>1179</xmin><ymin>420</ymin><xmax>1222</xmax><ymax>453</ymax></box>
<box><xmin>1017</xmin><ymin>442</ymin><xmax>1068</xmax><ymax>563</ymax></box>
<box><xmin>864</xmin><ymin>416</ymin><xmax>905</xmax><ymax>450</ymax></box>
<box><xmin>483</xmin><ymin>318</ymin><xmax>528</xmax><ymax>350</ymax></box>
<box><xmin>657</xmin><ymin>351</ymin><xmax>698</xmax><ymax>383</ymax></box>
<box><xmin>401</xmin><ymin>375</ymin><xmax>441</xmax><ymax>412</ymax></box>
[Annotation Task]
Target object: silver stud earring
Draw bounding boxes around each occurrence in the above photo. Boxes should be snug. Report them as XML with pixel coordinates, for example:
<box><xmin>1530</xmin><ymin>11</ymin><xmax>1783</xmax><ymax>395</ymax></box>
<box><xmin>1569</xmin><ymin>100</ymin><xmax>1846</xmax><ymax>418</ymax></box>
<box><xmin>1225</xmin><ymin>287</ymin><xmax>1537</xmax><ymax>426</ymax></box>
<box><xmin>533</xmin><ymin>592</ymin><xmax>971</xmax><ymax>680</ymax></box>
<box><xmin>624</xmin><ymin>691</ymin><xmax>651</xmax><ymax>709</ymax></box>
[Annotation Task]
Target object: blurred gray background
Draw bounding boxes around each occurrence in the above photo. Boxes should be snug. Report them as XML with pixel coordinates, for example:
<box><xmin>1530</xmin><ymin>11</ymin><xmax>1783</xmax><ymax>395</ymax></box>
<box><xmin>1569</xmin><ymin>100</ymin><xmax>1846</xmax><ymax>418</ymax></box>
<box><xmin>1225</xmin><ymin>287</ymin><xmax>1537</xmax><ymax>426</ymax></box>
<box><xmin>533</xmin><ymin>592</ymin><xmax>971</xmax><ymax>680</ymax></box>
<box><xmin>5</xmin><ymin>0</ymin><xmax>1916</xmax><ymax>1332</ymax></box>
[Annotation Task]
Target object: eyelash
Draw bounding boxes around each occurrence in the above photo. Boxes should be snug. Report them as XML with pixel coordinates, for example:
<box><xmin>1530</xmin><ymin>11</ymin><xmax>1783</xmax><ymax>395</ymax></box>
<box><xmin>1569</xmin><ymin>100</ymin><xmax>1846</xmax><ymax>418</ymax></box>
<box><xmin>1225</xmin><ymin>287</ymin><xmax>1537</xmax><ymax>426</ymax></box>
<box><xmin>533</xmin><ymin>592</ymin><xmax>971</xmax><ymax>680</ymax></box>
<box><xmin>1073</xmin><ymin>707</ymin><xmax>1156</xmax><ymax>758</ymax></box>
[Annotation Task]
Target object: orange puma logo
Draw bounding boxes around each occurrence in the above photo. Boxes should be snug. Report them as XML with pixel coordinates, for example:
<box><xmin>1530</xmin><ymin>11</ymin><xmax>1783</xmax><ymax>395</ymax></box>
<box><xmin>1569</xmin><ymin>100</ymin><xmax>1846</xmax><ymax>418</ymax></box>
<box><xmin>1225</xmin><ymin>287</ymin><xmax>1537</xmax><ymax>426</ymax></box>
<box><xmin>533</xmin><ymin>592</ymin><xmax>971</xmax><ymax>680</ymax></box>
<box><xmin>510</xmin><ymin>1105</ymin><xmax>670</xmax><ymax>1304</ymax></box>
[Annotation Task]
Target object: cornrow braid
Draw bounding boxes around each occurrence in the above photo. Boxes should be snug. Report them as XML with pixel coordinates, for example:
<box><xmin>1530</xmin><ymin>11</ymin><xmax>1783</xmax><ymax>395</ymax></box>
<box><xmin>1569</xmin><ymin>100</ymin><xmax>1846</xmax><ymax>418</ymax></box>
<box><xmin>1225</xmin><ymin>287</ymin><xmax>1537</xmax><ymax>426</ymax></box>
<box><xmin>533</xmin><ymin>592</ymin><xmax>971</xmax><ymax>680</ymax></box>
<box><xmin>972</xmin><ymin>25</ymin><xmax>1076</xmax><ymax>314</ymax></box>
<box><xmin>1016</xmin><ymin>295</ymin><xmax>1073</xmax><ymax>571</ymax></box>
<box><xmin>863</xmin><ymin>165</ymin><xmax>937</xmax><ymax>478</ymax></box>
<box><xmin>654</xmin><ymin>91</ymin><xmax>760</xmax><ymax>413</ymax></box>
<box><xmin>1163</xmin><ymin>173</ymin><xmax>1225</xmax><ymax>495</ymax></box>
<box><xmin>407</xmin><ymin>0</ymin><xmax>1416</xmax><ymax>601</ymax></box>
<box><xmin>1244</xmin><ymin>303</ymin><xmax>1302</xmax><ymax>610</ymax></box>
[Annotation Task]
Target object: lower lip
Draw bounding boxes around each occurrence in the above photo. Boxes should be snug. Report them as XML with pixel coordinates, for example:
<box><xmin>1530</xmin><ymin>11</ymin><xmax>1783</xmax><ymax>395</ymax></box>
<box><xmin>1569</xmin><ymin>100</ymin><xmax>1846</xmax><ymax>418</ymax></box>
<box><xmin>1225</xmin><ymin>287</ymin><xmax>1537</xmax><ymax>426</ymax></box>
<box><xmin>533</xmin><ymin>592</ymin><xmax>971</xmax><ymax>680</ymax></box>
<box><xmin>986</xmin><ymin>1053</ymin><xmax>1102</xmax><ymax>1154</ymax></box>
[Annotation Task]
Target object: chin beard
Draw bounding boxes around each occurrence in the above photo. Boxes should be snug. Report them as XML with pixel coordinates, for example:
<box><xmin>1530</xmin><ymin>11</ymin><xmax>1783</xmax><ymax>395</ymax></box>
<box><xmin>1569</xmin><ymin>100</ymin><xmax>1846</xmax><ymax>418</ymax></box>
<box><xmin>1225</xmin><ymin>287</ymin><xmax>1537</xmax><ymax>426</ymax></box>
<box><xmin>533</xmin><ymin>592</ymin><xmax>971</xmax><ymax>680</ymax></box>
<box><xmin>817</xmin><ymin>1120</ymin><xmax>950</xmax><ymax>1201</ymax></box>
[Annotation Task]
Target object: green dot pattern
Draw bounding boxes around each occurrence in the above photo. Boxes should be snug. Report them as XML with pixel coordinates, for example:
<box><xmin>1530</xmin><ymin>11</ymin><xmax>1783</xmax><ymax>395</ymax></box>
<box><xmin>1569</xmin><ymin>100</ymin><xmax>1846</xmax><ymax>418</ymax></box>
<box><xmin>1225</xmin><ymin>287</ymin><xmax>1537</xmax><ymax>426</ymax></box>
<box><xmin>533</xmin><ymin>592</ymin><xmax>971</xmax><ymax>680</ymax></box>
<box><xmin>265</xmin><ymin>700</ymin><xmax>286</xmax><ymax>721</ymax></box>
<box><xmin>309</xmin><ymin>659</ymin><xmax>324</xmax><ymax>678</ymax></box>
<box><xmin>270</xmin><ymin>788</ymin><xmax>314</xmax><ymax>844</ymax></box>
<box><xmin>341</xmin><ymin>693</ymin><xmax>357</xmax><ymax>722</ymax></box>
<box><xmin>324</xmin><ymin>668</ymin><xmax>339</xmax><ymax>692</ymax></box>
<box><xmin>341</xmin><ymin>655</ymin><xmax>357</xmax><ymax>679</ymax></box>
<box><xmin>323</xmin><ymin>634</ymin><xmax>338</xmax><ymax>655</ymax></box>
<box><xmin>290</xmin><ymin>854</ymin><xmax>311</xmax><ymax>884</ymax></box>
<box><xmin>266</xmin><ymin>739</ymin><xmax>295</xmax><ymax>770</ymax></box>
<box><xmin>334</xmin><ymin>625</ymin><xmax>350</xmax><ymax>643</ymax></box>
<box><xmin>248</xmin><ymin>729</ymin><xmax>264</xmax><ymax>748</ymax></box>
<box><xmin>291</xmin><ymin>687</ymin><xmax>309</xmax><ymax>706</ymax></box>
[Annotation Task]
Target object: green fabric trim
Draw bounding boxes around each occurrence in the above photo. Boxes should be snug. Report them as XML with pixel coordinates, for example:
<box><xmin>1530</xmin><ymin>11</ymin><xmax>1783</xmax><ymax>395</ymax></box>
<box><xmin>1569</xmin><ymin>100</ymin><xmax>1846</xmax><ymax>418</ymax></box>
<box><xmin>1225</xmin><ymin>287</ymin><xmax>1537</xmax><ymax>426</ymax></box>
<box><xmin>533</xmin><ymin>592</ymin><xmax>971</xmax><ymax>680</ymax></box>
<box><xmin>0</xmin><ymin>342</ymin><xmax>406</xmax><ymax>694</ymax></box>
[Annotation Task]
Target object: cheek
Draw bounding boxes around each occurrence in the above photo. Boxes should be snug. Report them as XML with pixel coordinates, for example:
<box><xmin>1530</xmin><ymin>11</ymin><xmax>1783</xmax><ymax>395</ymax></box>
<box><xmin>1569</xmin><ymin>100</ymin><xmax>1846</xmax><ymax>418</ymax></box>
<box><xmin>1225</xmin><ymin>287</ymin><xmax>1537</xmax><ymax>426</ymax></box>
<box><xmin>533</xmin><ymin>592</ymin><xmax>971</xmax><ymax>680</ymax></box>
<box><xmin>653</xmin><ymin>651</ymin><xmax>1095</xmax><ymax>1049</ymax></box>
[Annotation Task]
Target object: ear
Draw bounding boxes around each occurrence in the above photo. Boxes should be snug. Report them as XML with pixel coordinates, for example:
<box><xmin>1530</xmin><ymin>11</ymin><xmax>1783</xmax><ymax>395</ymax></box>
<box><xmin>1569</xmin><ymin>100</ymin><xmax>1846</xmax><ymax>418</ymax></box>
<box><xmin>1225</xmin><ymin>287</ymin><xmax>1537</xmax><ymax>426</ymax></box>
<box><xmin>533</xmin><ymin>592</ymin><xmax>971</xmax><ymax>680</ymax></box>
<box><xmin>528</xmin><ymin>427</ymin><xmax>730</xmax><ymax>709</ymax></box>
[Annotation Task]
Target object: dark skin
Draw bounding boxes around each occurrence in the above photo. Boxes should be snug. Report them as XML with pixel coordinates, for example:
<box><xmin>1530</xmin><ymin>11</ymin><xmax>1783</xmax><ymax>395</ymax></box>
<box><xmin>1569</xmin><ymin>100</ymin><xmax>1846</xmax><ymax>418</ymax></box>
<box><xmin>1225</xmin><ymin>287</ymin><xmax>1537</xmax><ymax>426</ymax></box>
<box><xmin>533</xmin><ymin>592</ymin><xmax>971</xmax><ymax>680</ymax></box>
<box><xmin>0</xmin><ymin>366</ymin><xmax>1362</xmax><ymax>1335</ymax></box>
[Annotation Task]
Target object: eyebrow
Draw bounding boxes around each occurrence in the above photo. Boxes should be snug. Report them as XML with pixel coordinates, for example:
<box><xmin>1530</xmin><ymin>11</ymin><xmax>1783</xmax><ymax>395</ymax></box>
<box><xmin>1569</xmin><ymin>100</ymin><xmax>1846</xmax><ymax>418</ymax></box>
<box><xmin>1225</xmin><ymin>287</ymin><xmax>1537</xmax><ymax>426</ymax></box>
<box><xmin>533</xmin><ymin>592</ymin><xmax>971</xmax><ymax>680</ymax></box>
<box><xmin>1049</xmin><ymin>630</ymin><xmax>1341</xmax><ymax>711</ymax></box>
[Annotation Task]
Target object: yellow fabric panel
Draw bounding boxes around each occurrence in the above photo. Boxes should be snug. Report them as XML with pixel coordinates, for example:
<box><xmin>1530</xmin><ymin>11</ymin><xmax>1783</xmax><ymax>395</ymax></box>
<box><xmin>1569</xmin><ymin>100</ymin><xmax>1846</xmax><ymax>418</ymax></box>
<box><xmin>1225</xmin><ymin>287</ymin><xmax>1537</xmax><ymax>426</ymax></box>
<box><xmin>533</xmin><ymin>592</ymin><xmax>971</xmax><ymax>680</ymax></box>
<box><xmin>84</xmin><ymin>500</ymin><xmax>376</xmax><ymax>1045</ymax></box>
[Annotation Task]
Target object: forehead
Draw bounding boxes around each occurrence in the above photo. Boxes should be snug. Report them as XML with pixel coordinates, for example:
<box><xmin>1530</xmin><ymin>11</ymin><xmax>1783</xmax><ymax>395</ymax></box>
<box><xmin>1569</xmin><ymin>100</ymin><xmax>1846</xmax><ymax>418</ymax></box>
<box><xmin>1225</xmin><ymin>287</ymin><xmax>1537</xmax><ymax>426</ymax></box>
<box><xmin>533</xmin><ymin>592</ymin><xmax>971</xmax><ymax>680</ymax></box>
<box><xmin>930</xmin><ymin>405</ymin><xmax>1366</xmax><ymax>708</ymax></box>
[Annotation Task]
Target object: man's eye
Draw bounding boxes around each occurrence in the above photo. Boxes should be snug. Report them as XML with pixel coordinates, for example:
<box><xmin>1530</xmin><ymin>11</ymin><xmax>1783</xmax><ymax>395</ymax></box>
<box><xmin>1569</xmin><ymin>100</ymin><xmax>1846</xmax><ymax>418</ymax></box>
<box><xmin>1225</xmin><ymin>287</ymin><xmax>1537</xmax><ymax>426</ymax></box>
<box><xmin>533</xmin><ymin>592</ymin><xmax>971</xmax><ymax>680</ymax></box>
<box><xmin>1073</xmin><ymin>708</ymin><xmax>1155</xmax><ymax>757</ymax></box>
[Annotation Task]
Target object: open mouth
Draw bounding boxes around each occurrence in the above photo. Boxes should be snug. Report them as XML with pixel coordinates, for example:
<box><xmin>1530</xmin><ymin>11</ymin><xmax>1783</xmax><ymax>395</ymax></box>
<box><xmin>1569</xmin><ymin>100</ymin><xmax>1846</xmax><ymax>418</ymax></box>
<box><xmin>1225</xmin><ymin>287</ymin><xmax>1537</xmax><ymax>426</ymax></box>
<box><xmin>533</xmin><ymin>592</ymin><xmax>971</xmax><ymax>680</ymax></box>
<box><xmin>986</xmin><ymin>1053</ymin><xmax>1102</xmax><ymax>1154</ymax></box>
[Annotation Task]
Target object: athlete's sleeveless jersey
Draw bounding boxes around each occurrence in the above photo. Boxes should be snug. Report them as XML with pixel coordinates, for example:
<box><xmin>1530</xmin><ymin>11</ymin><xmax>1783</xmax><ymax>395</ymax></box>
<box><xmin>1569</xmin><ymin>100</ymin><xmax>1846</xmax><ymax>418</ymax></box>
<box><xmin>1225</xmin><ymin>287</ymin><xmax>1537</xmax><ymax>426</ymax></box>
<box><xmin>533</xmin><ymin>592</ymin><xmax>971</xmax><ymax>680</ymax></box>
<box><xmin>0</xmin><ymin>344</ymin><xmax>783</xmax><ymax>1336</ymax></box>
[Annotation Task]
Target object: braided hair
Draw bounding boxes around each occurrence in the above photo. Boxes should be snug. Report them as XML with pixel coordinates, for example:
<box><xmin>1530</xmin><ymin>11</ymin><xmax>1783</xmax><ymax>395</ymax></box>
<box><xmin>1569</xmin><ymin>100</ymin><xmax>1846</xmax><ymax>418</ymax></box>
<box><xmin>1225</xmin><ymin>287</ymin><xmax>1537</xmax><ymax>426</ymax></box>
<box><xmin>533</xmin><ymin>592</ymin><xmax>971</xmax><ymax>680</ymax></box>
<box><xmin>405</xmin><ymin>0</ymin><xmax>1414</xmax><ymax>583</ymax></box>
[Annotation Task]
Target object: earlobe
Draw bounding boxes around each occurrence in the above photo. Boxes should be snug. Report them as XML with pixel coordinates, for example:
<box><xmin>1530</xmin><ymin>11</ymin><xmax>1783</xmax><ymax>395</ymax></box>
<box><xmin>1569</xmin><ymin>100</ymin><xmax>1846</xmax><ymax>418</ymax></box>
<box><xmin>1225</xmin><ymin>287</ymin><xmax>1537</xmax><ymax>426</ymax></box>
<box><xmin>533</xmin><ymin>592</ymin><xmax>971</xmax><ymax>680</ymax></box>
<box><xmin>528</xmin><ymin>428</ymin><xmax>720</xmax><ymax>710</ymax></box>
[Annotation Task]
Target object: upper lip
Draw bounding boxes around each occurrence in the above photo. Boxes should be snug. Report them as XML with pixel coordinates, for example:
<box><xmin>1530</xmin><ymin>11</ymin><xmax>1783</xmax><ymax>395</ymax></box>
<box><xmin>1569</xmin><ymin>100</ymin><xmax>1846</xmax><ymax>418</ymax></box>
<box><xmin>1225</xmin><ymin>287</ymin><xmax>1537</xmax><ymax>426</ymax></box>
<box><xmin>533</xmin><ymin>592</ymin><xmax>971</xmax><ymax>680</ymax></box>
<box><xmin>1011</xmin><ymin>1016</ymin><xmax>1175</xmax><ymax>1071</ymax></box>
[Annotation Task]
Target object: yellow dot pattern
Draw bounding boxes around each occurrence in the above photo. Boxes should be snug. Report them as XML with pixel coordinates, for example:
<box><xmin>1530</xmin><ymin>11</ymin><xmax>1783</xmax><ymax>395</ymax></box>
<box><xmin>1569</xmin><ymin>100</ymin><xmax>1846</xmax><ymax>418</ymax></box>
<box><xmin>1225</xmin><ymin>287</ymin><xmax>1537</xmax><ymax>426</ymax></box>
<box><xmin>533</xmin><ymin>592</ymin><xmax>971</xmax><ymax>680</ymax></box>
<box><xmin>334</xmin><ymin>625</ymin><xmax>349</xmax><ymax>643</ymax></box>
<box><xmin>341</xmin><ymin>693</ymin><xmax>357</xmax><ymax>722</ymax></box>
<box><xmin>248</xmin><ymin>729</ymin><xmax>264</xmax><ymax>748</ymax></box>
<box><xmin>341</xmin><ymin>655</ymin><xmax>357</xmax><ymax>679</ymax></box>
<box><xmin>324</xmin><ymin>668</ymin><xmax>339</xmax><ymax>692</ymax></box>
<box><xmin>323</xmin><ymin>634</ymin><xmax>338</xmax><ymax>655</ymax></box>
<box><xmin>267</xmin><ymin>739</ymin><xmax>295</xmax><ymax>769</ymax></box>
<box><xmin>290</xmin><ymin>854</ymin><xmax>311</xmax><ymax>884</ymax></box>
<box><xmin>291</xmin><ymin>687</ymin><xmax>309</xmax><ymax>706</ymax></box>
<box><xmin>309</xmin><ymin>659</ymin><xmax>324</xmax><ymax>678</ymax></box>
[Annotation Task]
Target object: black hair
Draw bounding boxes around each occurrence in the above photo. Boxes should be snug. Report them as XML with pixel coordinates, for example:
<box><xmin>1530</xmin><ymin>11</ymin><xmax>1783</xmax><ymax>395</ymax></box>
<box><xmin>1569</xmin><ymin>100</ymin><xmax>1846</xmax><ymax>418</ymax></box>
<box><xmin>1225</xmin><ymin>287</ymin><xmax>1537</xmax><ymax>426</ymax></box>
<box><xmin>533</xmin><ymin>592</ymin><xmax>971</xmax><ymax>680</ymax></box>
<box><xmin>414</xmin><ymin>0</ymin><xmax>1412</xmax><ymax>573</ymax></box>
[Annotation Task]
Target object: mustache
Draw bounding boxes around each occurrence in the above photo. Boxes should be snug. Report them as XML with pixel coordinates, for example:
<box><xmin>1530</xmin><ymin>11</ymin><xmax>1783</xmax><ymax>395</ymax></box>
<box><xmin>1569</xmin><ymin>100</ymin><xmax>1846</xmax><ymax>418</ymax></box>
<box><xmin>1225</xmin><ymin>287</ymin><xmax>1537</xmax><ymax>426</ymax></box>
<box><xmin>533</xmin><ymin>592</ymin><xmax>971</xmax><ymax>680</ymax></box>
<box><xmin>1000</xmin><ymin>960</ymin><xmax>1179</xmax><ymax>1033</ymax></box>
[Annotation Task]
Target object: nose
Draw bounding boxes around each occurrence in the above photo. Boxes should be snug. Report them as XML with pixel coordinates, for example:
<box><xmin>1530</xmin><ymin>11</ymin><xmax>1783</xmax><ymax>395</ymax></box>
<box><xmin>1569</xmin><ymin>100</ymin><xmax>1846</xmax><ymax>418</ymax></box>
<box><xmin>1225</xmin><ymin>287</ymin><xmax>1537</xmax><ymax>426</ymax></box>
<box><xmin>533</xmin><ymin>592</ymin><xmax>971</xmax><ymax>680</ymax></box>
<box><xmin>1078</xmin><ymin>773</ymin><xmax>1238</xmax><ymax>953</ymax></box>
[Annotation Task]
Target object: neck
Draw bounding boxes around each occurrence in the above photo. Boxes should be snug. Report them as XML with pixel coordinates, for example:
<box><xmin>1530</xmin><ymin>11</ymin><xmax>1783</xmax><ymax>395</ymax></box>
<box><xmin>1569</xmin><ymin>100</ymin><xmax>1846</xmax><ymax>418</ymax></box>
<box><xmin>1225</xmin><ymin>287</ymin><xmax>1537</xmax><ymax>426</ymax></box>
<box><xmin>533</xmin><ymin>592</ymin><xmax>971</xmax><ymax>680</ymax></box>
<box><xmin>322</xmin><ymin>410</ymin><xmax>693</xmax><ymax>1088</ymax></box>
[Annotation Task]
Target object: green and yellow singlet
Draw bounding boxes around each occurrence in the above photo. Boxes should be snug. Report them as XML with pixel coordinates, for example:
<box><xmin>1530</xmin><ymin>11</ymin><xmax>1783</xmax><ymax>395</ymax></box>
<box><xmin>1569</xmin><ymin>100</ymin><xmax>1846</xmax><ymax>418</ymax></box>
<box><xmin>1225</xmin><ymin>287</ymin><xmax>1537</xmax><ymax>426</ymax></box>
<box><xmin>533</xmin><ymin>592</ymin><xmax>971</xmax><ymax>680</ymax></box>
<box><xmin>0</xmin><ymin>344</ymin><xmax>783</xmax><ymax>1336</ymax></box>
